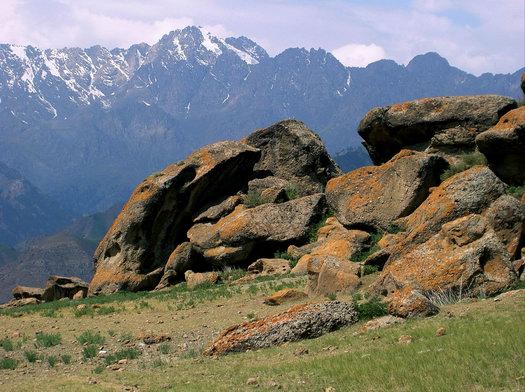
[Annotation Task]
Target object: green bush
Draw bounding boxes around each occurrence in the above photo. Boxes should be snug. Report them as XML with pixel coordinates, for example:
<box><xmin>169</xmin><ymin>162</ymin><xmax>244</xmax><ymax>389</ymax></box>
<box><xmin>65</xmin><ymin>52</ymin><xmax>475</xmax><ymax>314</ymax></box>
<box><xmin>82</xmin><ymin>345</ymin><xmax>98</xmax><ymax>360</ymax></box>
<box><xmin>47</xmin><ymin>355</ymin><xmax>57</xmax><ymax>367</ymax></box>
<box><xmin>24</xmin><ymin>350</ymin><xmax>39</xmax><ymax>363</ymax></box>
<box><xmin>354</xmin><ymin>296</ymin><xmax>388</xmax><ymax>320</ymax></box>
<box><xmin>362</xmin><ymin>265</ymin><xmax>379</xmax><ymax>275</ymax></box>
<box><xmin>308</xmin><ymin>210</ymin><xmax>335</xmax><ymax>243</ymax></box>
<box><xmin>104</xmin><ymin>348</ymin><xmax>140</xmax><ymax>365</ymax></box>
<box><xmin>440</xmin><ymin>152</ymin><xmax>487</xmax><ymax>181</ymax></box>
<box><xmin>0</xmin><ymin>337</ymin><xmax>14</xmax><ymax>352</ymax></box>
<box><xmin>351</xmin><ymin>231</ymin><xmax>382</xmax><ymax>262</ymax></box>
<box><xmin>243</xmin><ymin>191</ymin><xmax>267</xmax><ymax>208</ymax></box>
<box><xmin>285</xmin><ymin>187</ymin><xmax>299</xmax><ymax>200</ymax></box>
<box><xmin>0</xmin><ymin>358</ymin><xmax>18</xmax><ymax>370</ymax></box>
<box><xmin>77</xmin><ymin>330</ymin><xmax>105</xmax><ymax>345</ymax></box>
<box><xmin>159</xmin><ymin>343</ymin><xmax>170</xmax><ymax>355</ymax></box>
<box><xmin>61</xmin><ymin>354</ymin><xmax>72</xmax><ymax>364</ymax></box>
<box><xmin>35</xmin><ymin>333</ymin><xmax>61</xmax><ymax>348</ymax></box>
<box><xmin>274</xmin><ymin>250</ymin><xmax>299</xmax><ymax>269</ymax></box>
<box><xmin>506</xmin><ymin>185</ymin><xmax>525</xmax><ymax>199</ymax></box>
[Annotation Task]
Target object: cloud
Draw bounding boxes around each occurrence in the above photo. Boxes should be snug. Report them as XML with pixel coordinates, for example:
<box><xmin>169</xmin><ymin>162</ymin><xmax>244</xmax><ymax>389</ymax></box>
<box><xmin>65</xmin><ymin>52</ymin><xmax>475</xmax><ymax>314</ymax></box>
<box><xmin>332</xmin><ymin>43</ymin><xmax>387</xmax><ymax>67</ymax></box>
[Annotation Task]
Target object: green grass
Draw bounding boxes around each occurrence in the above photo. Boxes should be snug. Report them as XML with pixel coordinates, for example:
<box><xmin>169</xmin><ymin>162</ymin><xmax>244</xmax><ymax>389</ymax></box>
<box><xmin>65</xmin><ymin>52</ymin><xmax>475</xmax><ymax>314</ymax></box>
<box><xmin>507</xmin><ymin>185</ymin><xmax>525</xmax><ymax>199</ymax></box>
<box><xmin>274</xmin><ymin>250</ymin><xmax>299</xmax><ymax>269</ymax></box>
<box><xmin>60</xmin><ymin>354</ymin><xmax>72</xmax><ymax>365</ymax></box>
<box><xmin>82</xmin><ymin>345</ymin><xmax>98</xmax><ymax>360</ymax></box>
<box><xmin>0</xmin><ymin>358</ymin><xmax>18</xmax><ymax>370</ymax></box>
<box><xmin>104</xmin><ymin>348</ymin><xmax>140</xmax><ymax>365</ymax></box>
<box><xmin>440</xmin><ymin>151</ymin><xmax>487</xmax><ymax>181</ymax></box>
<box><xmin>362</xmin><ymin>264</ymin><xmax>379</xmax><ymax>276</ymax></box>
<box><xmin>351</xmin><ymin>231</ymin><xmax>382</xmax><ymax>262</ymax></box>
<box><xmin>308</xmin><ymin>210</ymin><xmax>335</xmax><ymax>243</ymax></box>
<box><xmin>354</xmin><ymin>296</ymin><xmax>388</xmax><ymax>320</ymax></box>
<box><xmin>285</xmin><ymin>187</ymin><xmax>298</xmax><ymax>201</ymax></box>
<box><xmin>24</xmin><ymin>350</ymin><xmax>39</xmax><ymax>363</ymax></box>
<box><xmin>159</xmin><ymin>343</ymin><xmax>170</xmax><ymax>355</ymax></box>
<box><xmin>76</xmin><ymin>330</ymin><xmax>105</xmax><ymax>345</ymax></box>
<box><xmin>47</xmin><ymin>355</ymin><xmax>58</xmax><ymax>367</ymax></box>
<box><xmin>0</xmin><ymin>337</ymin><xmax>14</xmax><ymax>351</ymax></box>
<box><xmin>243</xmin><ymin>191</ymin><xmax>268</xmax><ymax>208</ymax></box>
<box><xmin>35</xmin><ymin>332</ymin><xmax>62</xmax><ymax>348</ymax></box>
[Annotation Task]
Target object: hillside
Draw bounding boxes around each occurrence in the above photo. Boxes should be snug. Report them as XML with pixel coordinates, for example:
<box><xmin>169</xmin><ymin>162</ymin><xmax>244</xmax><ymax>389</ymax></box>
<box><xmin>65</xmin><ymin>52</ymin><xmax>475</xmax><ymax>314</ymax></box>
<box><xmin>0</xmin><ymin>26</ymin><xmax>522</xmax><ymax>215</ymax></box>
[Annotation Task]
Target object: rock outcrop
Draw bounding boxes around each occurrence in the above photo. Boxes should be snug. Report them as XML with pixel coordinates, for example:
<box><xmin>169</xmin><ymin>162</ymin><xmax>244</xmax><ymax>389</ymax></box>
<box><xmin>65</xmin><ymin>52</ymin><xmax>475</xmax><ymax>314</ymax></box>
<box><xmin>476</xmin><ymin>106</ymin><xmax>525</xmax><ymax>185</ymax></box>
<box><xmin>9</xmin><ymin>275</ymin><xmax>88</xmax><ymax>305</ymax></box>
<box><xmin>204</xmin><ymin>301</ymin><xmax>357</xmax><ymax>355</ymax></box>
<box><xmin>89</xmin><ymin>142</ymin><xmax>260</xmax><ymax>295</ymax></box>
<box><xmin>245</xmin><ymin>120</ymin><xmax>341</xmax><ymax>195</ymax></box>
<box><xmin>386</xmin><ymin>287</ymin><xmax>439</xmax><ymax>318</ymax></box>
<box><xmin>358</xmin><ymin>95</ymin><xmax>516</xmax><ymax>164</ymax></box>
<box><xmin>326</xmin><ymin>150</ymin><xmax>447</xmax><ymax>229</ymax></box>
<box><xmin>263</xmin><ymin>289</ymin><xmax>308</xmax><ymax>306</ymax></box>
<box><xmin>188</xmin><ymin>194</ymin><xmax>326</xmax><ymax>266</ymax></box>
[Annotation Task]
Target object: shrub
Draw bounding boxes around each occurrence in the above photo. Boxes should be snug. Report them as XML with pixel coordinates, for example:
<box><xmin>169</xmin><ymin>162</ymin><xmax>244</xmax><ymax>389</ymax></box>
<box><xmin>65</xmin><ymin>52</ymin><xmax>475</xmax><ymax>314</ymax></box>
<box><xmin>61</xmin><ymin>354</ymin><xmax>72</xmax><ymax>364</ymax></box>
<box><xmin>440</xmin><ymin>152</ymin><xmax>487</xmax><ymax>181</ymax></box>
<box><xmin>24</xmin><ymin>350</ymin><xmax>39</xmax><ymax>363</ymax></box>
<box><xmin>220</xmin><ymin>266</ymin><xmax>247</xmax><ymax>282</ymax></box>
<box><xmin>354</xmin><ymin>296</ymin><xmax>388</xmax><ymax>320</ymax></box>
<box><xmin>47</xmin><ymin>355</ymin><xmax>57</xmax><ymax>367</ymax></box>
<box><xmin>104</xmin><ymin>348</ymin><xmax>140</xmax><ymax>365</ymax></box>
<box><xmin>243</xmin><ymin>191</ymin><xmax>267</xmax><ymax>208</ymax></box>
<box><xmin>35</xmin><ymin>333</ymin><xmax>61</xmax><ymax>348</ymax></box>
<box><xmin>41</xmin><ymin>309</ymin><xmax>58</xmax><ymax>318</ymax></box>
<box><xmin>386</xmin><ymin>224</ymin><xmax>404</xmax><ymax>234</ymax></box>
<box><xmin>351</xmin><ymin>231</ymin><xmax>382</xmax><ymax>262</ymax></box>
<box><xmin>507</xmin><ymin>185</ymin><xmax>525</xmax><ymax>200</ymax></box>
<box><xmin>326</xmin><ymin>293</ymin><xmax>337</xmax><ymax>301</ymax></box>
<box><xmin>82</xmin><ymin>345</ymin><xmax>98</xmax><ymax>360</ymax></box>
<box><xmin>77</xmin><ymin>330</ymin><xmax>105</xmax><ymax>345</ymax></box>
<box><xmin>93</xmin><ymin>365</ymin><xmax>105</xmax><ymax>374</ymax></box>
<box><xmin>159</xmin><ymin>343</ymin><xmax>170</xmax><ymax>355</ymax></box>
<box><xmin>285</xmin><ymin>187</ymin><xmax>298</xmax><ymax>200</ymax></box>
<box><xmin>308</xmin><ymin>210</ymin><xmax>335</xmax><ymax>243</ymax></box>
<box><xmin>0</xmin><ymin>358</ymin><xmax>18</xmax><ymax>370</ymax></box>
<box><xmin>0</xmin><ymin>338</ymin><xmax>14</xmax><ymax>352</ymax></box>
<box><xmin>274</xmin><ymin>250</ymin><xmax>299</xmax><ymax>269</ymax></box>
<box><xmin>74</xmin><ymin>306</ymin><xmax>94</xmax><ymax>318</ymax></box>
<box><xmin>362</xmin><ymin>265</ymin><xmax>379</xmax><ymax>276</ymax></box>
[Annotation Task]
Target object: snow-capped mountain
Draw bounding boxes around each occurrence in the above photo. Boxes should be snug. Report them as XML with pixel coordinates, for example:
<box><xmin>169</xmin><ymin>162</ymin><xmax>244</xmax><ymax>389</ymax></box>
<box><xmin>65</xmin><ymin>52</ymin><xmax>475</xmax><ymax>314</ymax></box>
<box><xmin>0</xmin><ymin>26</ymin><xmax>522</xmax><ymax>218</ymax></box>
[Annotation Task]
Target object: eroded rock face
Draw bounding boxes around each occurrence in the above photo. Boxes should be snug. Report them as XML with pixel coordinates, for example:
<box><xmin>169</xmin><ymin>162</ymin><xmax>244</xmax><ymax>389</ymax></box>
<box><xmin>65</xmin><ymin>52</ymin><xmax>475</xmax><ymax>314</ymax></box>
<box><xmin>263</xmin><ymin>289</ymin><xmax>308</xmax><ymax>306</ymax></box>
<box><xmin>476</xmin><ymin>106</ymin><xmax>525</xmax><ymax>185</ymax></box>
<box><xmin>358</xmin><ymin>95</ymin><xmax>516</xmax><ymax>164</ymax></box>
<box><xmin>306</xmin><ymin>255</ymin><xmax>361</xmax><ymax>296</ymax></box>
<box><xmin>204</xmin><ymin>301</ymin><xmax>358</xmax><ymax>355</ymax></box>
<box><xmin>245</xmin><ymin>120</ymin><xmax>341</xmax><ymax>195</ymax></box>
<box><xmin>247</xmin><ymin>258</ymin><xmax>291</xmax><ymax>276</ymax></box>
<box><xmin>375</xmin><ymin>214</ymin><xmax>516</xmax><ymax>297</ymax></box>
<box><xmin>386</xmin><ymin>287</ymin><xmax>439</xmax><ymax>318</ymax></box>
<box><xmin>43</xmin><ymin>276</ymin><xmax>88</xmax><ymax>301</ymax></box>
<box><xmin>155</xmin><ymin>242</ymin><xmax>199</xmax><ymax>290</ymax></box>
<box><xmin>89</xmin><ymin>142</ymin><xmax>260</xmax><ymax>295</ymax></box>
<box><xmin>184</xmin><ymin>270</ymin><xmax>220</xmax><ymax>289</ymax></box>
<box><xmin>187</xmin><ymin>194</ymin><xmax>327</xmax><ymax>266</ymax></box>
<box><xmin>326</xmin><ymin>150</ymin><xmax>447</xmax><ymax>229</ymax></box>
<box><xmin>12</xmin><ymin>286</ymin><xmax>45</xmax><ymax>301</ymax></box>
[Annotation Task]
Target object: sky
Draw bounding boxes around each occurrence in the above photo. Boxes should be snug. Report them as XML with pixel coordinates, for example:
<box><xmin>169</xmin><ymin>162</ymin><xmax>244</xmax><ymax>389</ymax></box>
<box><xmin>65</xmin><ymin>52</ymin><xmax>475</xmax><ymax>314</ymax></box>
<box><xmin>0</xmin><ymin>0</ymin><xmax>523</xmax><ymax>75</ymax></box>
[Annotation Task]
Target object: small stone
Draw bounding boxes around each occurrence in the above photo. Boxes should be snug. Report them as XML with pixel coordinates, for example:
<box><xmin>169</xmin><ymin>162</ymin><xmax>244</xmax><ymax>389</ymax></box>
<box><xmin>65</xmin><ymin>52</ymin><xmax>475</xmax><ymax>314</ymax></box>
<box><xmin>294</xmin><ymin>347</ymin><xmax>309</xmax><ymax>356</ymax></box>
<box><xmin>267</xmin><ymin>380</ymin><xmax>281</xmax><ymax>389</ymax></box>
<box><xmin>398</xmin><ymin>335</ymin><xmax>413</xmax><ymax>344</ymax></box>
<box><xmin>98</xmin><ymin>350</ymin><xmax>108</xmax><ymax>358</ymax></box>
<box><xmin>436</xmin><ymin>327</ymin><xmax>446</xmax><ymax>337</ymax></box>
<box><xmin>118</xmin><ymin>359</ymin><xmax>128</xmax><ymax>365</ymax></box>
<box><xmin>76</xmin><ymin>304</ymin><xmax>87</xmax><ymax>311</ymax></box>
<box><xmin>87</xmin><ymin>377</ymin><xmax>97</xmax><ymax>385</ymax></box>
<box><xmin>246</xmin><ymin>378</ymin><xmax>258</xmax><ymax>386</ymax></box>
<box><xmin>325</xmin><ymin>387</ymin><xmax>336</xmax><ymax>392</ymax></box>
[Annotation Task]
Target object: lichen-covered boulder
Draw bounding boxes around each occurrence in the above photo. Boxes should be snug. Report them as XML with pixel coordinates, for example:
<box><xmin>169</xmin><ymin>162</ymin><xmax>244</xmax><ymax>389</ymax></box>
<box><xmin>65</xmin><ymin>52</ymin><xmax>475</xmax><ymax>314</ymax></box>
<box><xmin>386</xmin><ymin>287</ymin><xmax>439</xmax><ymax>318</ymax></box>
<box><xmin>193</xmin><ymin>195</ymin><xmax>242</xmax><ymax>224</ymax></box>
<box><xmin>245</xmin><ymin>120</ymin><xmax>341</xmax><ymax>195</ymax></box>
<box><xmin>247</xmin><ymin>258</ymin><xmax>291</xmax><ymax>276</ymax></box>
<box><xmin>306</xmin><ymin>255</ymin><xmax>361</xmax><ymax>296</ymax></box>
<box><xmin>155</xmin><ymin>242</ymin><xmax>199</xmax><ymax>290</ymax></box>
<box><xmin>358</xmin><ymin>95</ymin><xmax>516</xmax><ymax>164</ymax></box>
<box><xmin>89</xmin><ymin>141</ymin><xmax>260</xmax><ymax>295</ymax></box>
<box><xmin>326</xmin><ymin>150</ymin><xmax>447</xmax><ymax>229</ymax></box>
<box><xmin>204</xmin><ymin>301</ymin><xmax>358</xmax><ymax>355</ymax></box>
<box><xmin>374</xmin><ymin>214</ymin><xmax>516</xmax><ymax>297</ymax></box>
<box><xmin>187</xmin><ymin>194</ymin><xmax>327</xmax><ymax>266</ymax></box>
<box><xmin>476</xmin><ymin>106</ymin><xmax>525</xmax><ymax>185</ymax></box>
<box><xmin>263</xmin><ymin>289</ymin><xmax>308</xmax><ymax>306</ymax></box>
<box><xmin>184</xmin><ymin>270</ymin><xmax>220</xmax><ymax>289</ymax></box>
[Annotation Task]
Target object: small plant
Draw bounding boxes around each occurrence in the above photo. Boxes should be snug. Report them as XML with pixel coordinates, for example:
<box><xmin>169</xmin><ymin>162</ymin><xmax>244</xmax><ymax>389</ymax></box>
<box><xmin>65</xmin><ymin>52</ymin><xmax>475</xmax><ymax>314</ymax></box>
<box><xmin>136</xmin><ymin>300</ymin><xmax>153</xmax><ymax>310</ymax></box>
<box><xmin>326</xmin><ymin>293</ymin><xmax>337</xmax><ymax>301</ymax></box>
<box><xmin>61</xmin><ymin>354</ymin><xmax>72</xmax><ymax>364</ymax></box>
<box><xmin>97</xmin><ymin>306</ymin><xmax>118</xmax><ymax>315</ymax></box>
<box><xmin>41</xmin><ymin>309</ymin><xmax>58</xmax><ymax>318</ymax></box>
<box><xmin>386</xmin><ymin>224</ymin><xmax>404</xmax><ymax>234</ymax></box>
<box><xmin>77</xmin><ymin>330</ymin><xmax>105</xmax><ymax>345</ymax></box>
<box><xmin>246</xmin><ymin>312</ymin><xmax>257</xmax><ymax>321</ymax></box>
<box><xmin>247</xmin><ymin>284</ymin><xmax>258</xmax><ymax>295</ymax></box>
<box><xmin>35</xmin><ymin>332</ymin><xmax>62</xmax><ymax>348</ymax></box>
<box><xmin>120</xmin><ymin>332</ymin><xmax>133</xmax><ymax>341</ymax></box>
<box><xmin>74</xmin><ymin>306</ymin><xmax>94</xmax><ymax>318</ymax></box>
<box><xmin>0</xmin><ymin>337</ymin><xmax>14</xmax><ymax>352</ymax></box>
<box><xmin>506</xmin><ymin>185</ymin><xmax>525</xmax><ymax>200</ymax></box>
<box><xmin>47</xmin><ymin>355</ymin><xmax>57</xmax><ymax>367</ymax></box>
<box><xmin>152</xmin><ymin>357</ymin><xmax>168</xmax><ymax>368</ymax></box>
<box><xmin>308</xmin><ymin>210</ymin><xmax>335</xmax><ymax>243</ymax></box>
<box><xmin>351</xmin><ymin>231</ymin><xmax>382</xmax><ymax>262</ymax></box>
<box><xmin>220</xmin><ymin>266</ymin><xmax>247</xmax><ymax>282</ymax></box>
<box><xmin>82</xmin><ymin>345</ymin><xmax>98</xmax><ymax>360</ymax></box>
<box><xmin>354</xmin><ymin>296</ymin><xmax>388</xmax><ymax>320</ymax></box>
<box><xmin>285</xmin><ymin>186</ymin><xmax>299</xmax><ymax>200</ymax></box>
<box><xmin>104</xmin><ymin>348</ymin><xmax>140</xmax><ymax>365</ymax></box>
<box><xmin>0</xmin><ymin>358</ymin><xmax>18</xmax><ymax>370</ymax></box>
<box><xmin>159</xmin><ymin>343</ymin><xmax>170</xmax><ymax>355</ymax></box>
<box><xmin>243</xmin><ymin>191</ymin><xmax>267</xmax><ymax>208</ymax></box>
<box><xmin>440</xmin><ymin>152</ymin><xmax>487</xmax><ymax>181</ymax></box>
<box><xmin>274</xmin><ymin>250</ymin><xmax>299</xmax><ymax>269</ymax></box>
<box><xmin>362</xmin><ymin>265</ymin><xmax>379</xmax><ymax>276</ymax></box>
<box><xmin>24</xmin><ymin>350</ymin><xmax>39</xmax><ymax>363</ymax></box>
<box><xmin>93</xmin><ymin>365</ymin><xmax>105</xmax><ymax>374</ymax></box>
<box><xmin>107</xmin><ymin>329</ymin><xmax>117</xmax><ymax>338</ymax></box>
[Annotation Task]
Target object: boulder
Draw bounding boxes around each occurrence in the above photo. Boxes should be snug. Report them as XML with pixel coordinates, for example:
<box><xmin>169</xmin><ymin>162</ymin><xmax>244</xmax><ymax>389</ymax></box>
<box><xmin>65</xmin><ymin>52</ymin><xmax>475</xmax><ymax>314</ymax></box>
<box><xmin>12</xmin><ymin>286</ymin><xmax>45</xmax><ymax>300</ymax></box>
<box><xmin>263</xmin><ymin>289</ymin><xmax>308</xmax><ymax>306</ymax></box>
<box><xmin>89</xmin><ymin>141</ymin><xmax>260</xmax><ymax>295</ymax></box>
<box><xmin>245</xmin><ymin>120</ymin><xmax>341</xmax><ymax>195</ymax></box>
<box><xmin>155</xmin><ymin>242</ymin><xmax>199</xmax><ymax>290</ymax></box>
<box><xmin>187</xmin><ymin>194</ymin><xmax>327</xmax><ymax>266</ymax></box>
<box><xmin>476</xmin><ymin>106</ymin><xmax>525</xmax><ymax>185</ymax></box>
<box><xmin>43</xmin><ymin>276</ymin><xmax>89</xmax><ymax>301</ymax></box>
<box><xmin>357</xmin><ymin>315</ymin><xmax>405</xmax><ymax>334</ymax></box>
<box><xmin>484</xmin><ymin>195</ymin><xmax>525</xmax><ymax>259</ymax></box>
<box><xmin>203</xmin><ymin>301</ymin><xmax>358</xmax><ymax>355</ymax></box>
<box><xmin>326</xmin><ymin>150</ymin><xmax>447</xmax><ymax>229</ymax></box>
<box><xmin>358</xmin><ymin>95</ymin><xmax>516</xmax><ymax>164</ymax></box>
<box><xmin>306</xmin><ymin>255</ymin><xmax>361</xmax><ymax>296</ymax></box>
<box><xmin>0</xmin><ymin>297</ymin><xmax>41</xmax><ymax>309</ymax></box>
<box><xmin>247</xmin><ymin>258</ymin><xmax>291</xmax><ymax>276</ymax></box>
<box><xmin>184</xmin><ymin>270</ymin><xmax>220</xmax><ymax>289</ymax></box>
<box><xmin>375</xmin><ymin>214</ymin><xmax>516</xmax><ymax>297</ymax></box>
<box><xmin>396</xmin><ymin>166</ymin><xmax>507</xmax><ymax>247</ymax></box>
<box><xmin>386</xmin><ymin>287</ymin><xmax>439</xmax><ymax>318</ymax></box>
<box><xmin>246</xmin><ymin>176</ymin><xmax>291</xmax><ymax>205</ymax></box>
<box><xmin>193</xmin><ymin>195</ymin><xmax>242</xmax><ymax>224</ymax></box>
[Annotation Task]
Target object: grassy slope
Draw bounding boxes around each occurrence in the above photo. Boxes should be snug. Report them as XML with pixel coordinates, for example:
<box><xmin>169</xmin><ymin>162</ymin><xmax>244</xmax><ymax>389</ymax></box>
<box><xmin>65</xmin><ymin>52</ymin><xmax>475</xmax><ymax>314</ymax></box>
<box><xmin>0</xmin><ymin>276</ymin><xmax>523</xmax><ymax>392</ymax></box>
